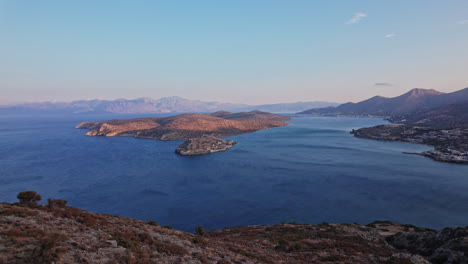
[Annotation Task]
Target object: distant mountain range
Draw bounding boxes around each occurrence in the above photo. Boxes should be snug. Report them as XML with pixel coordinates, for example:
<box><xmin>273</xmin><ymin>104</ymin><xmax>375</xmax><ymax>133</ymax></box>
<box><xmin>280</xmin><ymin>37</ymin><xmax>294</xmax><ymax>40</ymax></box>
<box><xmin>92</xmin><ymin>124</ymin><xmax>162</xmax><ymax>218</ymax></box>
<box><xmin>299</xmin><ymin>87</ymin><xmax>468</xmax><ymax>128</ymax></box>
<box><xmin>299</xmin><ymin>88</ymin><xmax>468</xmax><ymax>116</ymax></box>
<box><xmin>0</xmin><ymin>96</ymin><xmax>338</xmax><ymax>114</ymax></box>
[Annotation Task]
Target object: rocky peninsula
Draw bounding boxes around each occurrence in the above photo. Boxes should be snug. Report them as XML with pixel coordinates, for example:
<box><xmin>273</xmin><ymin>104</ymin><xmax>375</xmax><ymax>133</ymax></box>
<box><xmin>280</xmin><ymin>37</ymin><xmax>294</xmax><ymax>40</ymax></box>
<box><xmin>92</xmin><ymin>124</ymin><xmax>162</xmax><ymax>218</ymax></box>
<box><xmin>76</xmin><ymin>110</ymin><xmax>290</xmax><ymax>155</ymax></box>
<box><xmin>351</xmin><ymin>125</ymin><xmax>468</xmax><ymax>164</ymax></box>
<box><xmin>2</xmin><ymin>191</ymin><xmax>467</xmax><ymax>264</ymax></box>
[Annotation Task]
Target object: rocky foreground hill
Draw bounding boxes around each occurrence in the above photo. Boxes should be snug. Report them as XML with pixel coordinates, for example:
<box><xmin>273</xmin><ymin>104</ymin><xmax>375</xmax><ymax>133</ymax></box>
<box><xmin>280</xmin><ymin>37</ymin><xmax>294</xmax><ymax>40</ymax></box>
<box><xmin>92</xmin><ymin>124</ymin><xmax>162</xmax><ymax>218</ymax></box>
<box><xmin>1</xmin><ymin>192</ymin><xmax>467</xmax><ymax>264</ymax></box>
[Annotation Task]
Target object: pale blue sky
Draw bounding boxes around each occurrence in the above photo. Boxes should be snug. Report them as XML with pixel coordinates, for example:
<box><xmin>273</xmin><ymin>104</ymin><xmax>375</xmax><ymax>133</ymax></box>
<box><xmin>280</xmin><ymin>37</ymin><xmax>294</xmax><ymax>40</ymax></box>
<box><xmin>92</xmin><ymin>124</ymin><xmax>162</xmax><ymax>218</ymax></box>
<box><xmin>1</xmin><ymin>0</ymin><xmax>467</xmax><ymax>104</ymax></box>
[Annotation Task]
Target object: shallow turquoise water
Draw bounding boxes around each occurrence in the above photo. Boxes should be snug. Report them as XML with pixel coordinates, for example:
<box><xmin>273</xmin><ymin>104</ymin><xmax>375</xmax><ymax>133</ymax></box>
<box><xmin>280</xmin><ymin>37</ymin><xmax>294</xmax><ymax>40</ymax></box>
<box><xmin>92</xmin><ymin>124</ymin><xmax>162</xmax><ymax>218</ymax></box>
<box><xmin>0</xmin><ymin>114</ymin><xmax>467</xmax><ymax>231</ymax></box>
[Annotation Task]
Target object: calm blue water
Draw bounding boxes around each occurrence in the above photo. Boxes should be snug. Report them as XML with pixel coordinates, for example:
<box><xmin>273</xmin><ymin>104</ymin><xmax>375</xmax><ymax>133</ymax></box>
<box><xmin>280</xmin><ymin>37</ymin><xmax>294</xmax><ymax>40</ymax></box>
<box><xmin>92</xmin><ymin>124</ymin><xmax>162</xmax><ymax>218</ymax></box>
<box><xmin>1</xmin><ymin>114</ymin><xmax>467</xmax><ymax>231</ymax></box>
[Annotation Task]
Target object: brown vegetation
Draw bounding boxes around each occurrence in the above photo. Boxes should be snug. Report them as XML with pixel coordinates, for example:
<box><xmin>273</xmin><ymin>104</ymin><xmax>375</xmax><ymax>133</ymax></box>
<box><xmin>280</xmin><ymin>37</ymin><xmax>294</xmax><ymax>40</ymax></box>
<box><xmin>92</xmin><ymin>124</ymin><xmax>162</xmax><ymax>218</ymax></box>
<box><xmin>17</xmin><ymin>190</ymin><xmax>42</xmax><ymax>206</ymax></box>
<box><xmin>3</xmin><ymin>191</ymin><xmax>466</xmax><ymax>263</ymax></box>
<box><xmin>76</xmin><ymin>111</ymin><xmax>290</xmax><ymax>141</ymax></box>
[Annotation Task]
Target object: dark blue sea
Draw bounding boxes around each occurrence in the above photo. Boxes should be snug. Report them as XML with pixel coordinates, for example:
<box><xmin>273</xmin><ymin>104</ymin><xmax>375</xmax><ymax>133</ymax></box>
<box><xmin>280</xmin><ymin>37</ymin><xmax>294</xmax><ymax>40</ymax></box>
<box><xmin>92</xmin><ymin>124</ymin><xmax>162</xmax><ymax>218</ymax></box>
<box><xmin>1</xmin><ymin>113</ymin><xmax>467</xmax><ymax>232</ymax></box>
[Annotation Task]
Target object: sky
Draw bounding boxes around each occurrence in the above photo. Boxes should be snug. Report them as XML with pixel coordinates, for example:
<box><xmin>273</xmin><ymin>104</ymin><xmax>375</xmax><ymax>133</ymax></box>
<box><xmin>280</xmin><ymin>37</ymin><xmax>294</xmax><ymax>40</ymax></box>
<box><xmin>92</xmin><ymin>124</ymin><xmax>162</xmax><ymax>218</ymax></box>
<box><xmin>1</xmin><ymin>0</ymin><xmax>468</xmax><ymax>105</ymax></box>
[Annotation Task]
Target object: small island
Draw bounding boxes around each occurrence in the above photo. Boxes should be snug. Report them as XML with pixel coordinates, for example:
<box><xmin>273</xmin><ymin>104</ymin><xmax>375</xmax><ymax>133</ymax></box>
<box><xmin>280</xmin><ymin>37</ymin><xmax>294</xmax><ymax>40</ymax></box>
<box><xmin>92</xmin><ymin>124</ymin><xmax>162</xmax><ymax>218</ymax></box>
<box><xmin>76</xmin><ymin>110</ymin><xmax>290</xmax><ymax>155</ymax></box>
<box><xmin>175</xmin><ymin>135</ymin><xmax>237</xmax><ymax>156</ymax></box>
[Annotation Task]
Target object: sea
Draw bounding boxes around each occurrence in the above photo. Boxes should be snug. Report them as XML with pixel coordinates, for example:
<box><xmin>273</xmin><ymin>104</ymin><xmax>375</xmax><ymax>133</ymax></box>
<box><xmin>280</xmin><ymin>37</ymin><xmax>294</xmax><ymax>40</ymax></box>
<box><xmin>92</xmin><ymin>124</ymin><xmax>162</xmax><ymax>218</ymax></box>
<box><xmin>1</xmin><ymin>113</ymin><xmax>467</xmax><ymax>232</ymax></box>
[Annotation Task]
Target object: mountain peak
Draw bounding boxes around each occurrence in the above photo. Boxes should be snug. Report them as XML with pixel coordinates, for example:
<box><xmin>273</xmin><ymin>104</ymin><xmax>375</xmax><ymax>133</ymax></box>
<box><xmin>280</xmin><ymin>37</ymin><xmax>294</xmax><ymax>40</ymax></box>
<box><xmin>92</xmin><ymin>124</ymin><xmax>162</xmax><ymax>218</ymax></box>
<box><xmin>135</xmin><ymin>97</ymin><xmax>156</xmax><ymax>103</ymax></box>
<box><xmin>404</xmin><ymin>88</ymin><xmax>443</xmax><ymax>97</ymax></box>
<box><xmin>298</xmin><ymin>87</ymin><xmax>467</xmax><ymax>116</ymax></box>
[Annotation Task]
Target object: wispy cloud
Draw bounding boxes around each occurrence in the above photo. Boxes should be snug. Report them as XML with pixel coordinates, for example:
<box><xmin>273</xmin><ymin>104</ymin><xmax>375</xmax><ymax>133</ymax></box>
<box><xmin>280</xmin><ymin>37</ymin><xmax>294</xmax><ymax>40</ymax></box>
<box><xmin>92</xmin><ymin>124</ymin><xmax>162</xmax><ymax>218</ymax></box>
<box><xmin>374</xmin><ymin>82</ymin><xmax>393</xmax><ymax>87</ymax></box>
<box><xmin>384</xmin><ymin>33</ymin><xmax>397</xmax><ymax>38</ymax></box>
<box><xmin>457</xmin><ymin>20</ymin><xmax>468</xmax><ymax>25</ymax></box>
<box><xmin>346</xmin><ymin>12</ymin><xmax>367</xmax><ymax>24</ymax></box>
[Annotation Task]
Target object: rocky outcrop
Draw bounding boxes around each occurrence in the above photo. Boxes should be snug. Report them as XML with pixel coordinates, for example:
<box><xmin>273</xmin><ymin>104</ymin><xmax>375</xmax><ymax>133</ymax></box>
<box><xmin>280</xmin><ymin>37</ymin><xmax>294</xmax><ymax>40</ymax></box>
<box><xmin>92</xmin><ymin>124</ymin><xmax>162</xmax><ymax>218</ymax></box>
<box><xmin>175</xmin><ymin>135</ymin><xmax>237</xmax><ymax>156</ymax></box>
<box><xmin>385</xmin><ymin>225</ymin><xmax>468</xmax><ymax>264</ymax></box>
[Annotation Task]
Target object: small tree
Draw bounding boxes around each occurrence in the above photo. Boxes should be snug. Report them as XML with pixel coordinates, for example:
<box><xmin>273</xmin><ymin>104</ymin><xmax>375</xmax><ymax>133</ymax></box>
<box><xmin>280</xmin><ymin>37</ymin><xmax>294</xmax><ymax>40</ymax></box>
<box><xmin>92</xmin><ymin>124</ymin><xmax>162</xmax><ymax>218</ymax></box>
<box><xmin>195</xmin><ymin>225</ymin><xmax>205</xmax><ymax>236</ymax></box>
<box><xmin>17</xmin><ymin>191</ymin><xmax>42</xmax><ymax>206</ymax></box>
<box><xmin>147</xmin><ymin>220</ymin><xmax>158</xmax><ymax>226</ymax></box>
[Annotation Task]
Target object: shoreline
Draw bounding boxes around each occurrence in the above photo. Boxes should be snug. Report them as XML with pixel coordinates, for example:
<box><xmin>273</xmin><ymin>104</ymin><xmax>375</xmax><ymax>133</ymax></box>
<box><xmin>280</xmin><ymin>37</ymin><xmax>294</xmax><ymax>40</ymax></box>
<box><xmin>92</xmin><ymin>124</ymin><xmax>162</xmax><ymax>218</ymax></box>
<box><xmin>351</xmin><ymin>125</ymin><xmax>468</xmax><ymax>164</ymax></box>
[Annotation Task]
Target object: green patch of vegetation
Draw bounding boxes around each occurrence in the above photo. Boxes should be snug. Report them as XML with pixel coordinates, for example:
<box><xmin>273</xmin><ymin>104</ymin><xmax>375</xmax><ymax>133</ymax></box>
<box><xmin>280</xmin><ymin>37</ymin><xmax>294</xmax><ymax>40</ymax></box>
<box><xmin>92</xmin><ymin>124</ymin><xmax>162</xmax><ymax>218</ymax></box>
<box><xmin>147</xmin><ymin>220</ymin><xmax>158</xmax><ymax>226</ymax></box>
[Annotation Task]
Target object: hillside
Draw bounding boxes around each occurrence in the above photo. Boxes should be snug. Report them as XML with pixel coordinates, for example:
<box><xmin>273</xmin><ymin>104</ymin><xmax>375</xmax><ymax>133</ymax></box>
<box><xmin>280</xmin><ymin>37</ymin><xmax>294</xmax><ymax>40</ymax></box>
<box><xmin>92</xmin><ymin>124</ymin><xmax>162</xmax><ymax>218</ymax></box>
<box><xmin>392</xmin><ymin>100</ymin><xmax>468</xmax><ymax>129</ymax></box>
<box><xmin>3</xmin><ymin>191</ymin><xmax>468</xmax><ymax>264</ymax></box>
<box><xmin>76</xmin><ymin>111</ymin><xmax>290</xmax><ymax>141</ymax></box>
<box><xmin>0</xmin><ymin>97</ymin><xmax>338</xmax><ymax>114</ymax></box>
<box><xmin>299</xmin><ymin>87</ymin><xmax>468</xmax><ymax>117</ymax></box>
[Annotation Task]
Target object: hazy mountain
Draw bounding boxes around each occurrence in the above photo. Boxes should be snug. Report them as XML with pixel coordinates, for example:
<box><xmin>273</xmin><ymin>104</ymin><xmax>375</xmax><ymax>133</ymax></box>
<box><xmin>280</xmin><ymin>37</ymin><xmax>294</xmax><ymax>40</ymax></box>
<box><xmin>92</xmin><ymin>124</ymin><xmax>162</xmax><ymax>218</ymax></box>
<box><xmin>241</xmin><ymin>101</ymin><xmax>339</xmax><ymax>113</ymax></box>
<box><xmin>0</xmin><ymin>97</ymin><xmax>246</xmax><ymax>114</ymax></box>
<box><xmin>0</xmin><ymin>97</ymin><xmax>338</xmax><ymax>114</ymax></box>
<box><xmin>299</xmin><ymin>87</ymin><xmax>468</xmax><ymax>117</ymax></box>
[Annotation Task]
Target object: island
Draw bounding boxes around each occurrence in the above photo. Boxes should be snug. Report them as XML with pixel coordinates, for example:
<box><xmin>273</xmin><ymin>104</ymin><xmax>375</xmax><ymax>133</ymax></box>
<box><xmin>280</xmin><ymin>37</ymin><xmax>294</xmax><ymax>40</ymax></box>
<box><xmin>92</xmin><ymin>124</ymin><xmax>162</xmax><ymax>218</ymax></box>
<box><xmin>76</xmin><ymin>110</ymin><xmax>290</xmax><ymax>155</ymax></box>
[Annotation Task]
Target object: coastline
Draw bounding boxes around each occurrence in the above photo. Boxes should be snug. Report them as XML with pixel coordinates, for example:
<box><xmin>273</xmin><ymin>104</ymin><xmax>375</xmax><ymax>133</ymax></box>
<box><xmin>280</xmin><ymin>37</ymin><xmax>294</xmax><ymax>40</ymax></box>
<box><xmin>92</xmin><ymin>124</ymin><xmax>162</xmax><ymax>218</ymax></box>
<box><xmin>294</xmin><ymin>114</ymin><xmax>468</xmax><ymax>165</ymax></box>
<box><xmin>351</xmin><ymin>125</ymin><xmax>468</xmax><ymax>164</ymax></box>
